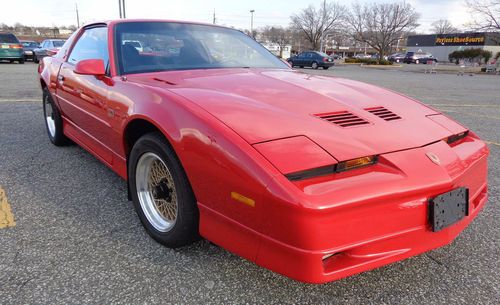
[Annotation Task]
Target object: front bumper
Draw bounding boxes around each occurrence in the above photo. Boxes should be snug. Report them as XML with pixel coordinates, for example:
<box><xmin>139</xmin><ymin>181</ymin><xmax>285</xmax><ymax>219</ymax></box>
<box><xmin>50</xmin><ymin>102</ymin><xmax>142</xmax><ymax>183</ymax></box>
<box><xmin>254</xmin><ymin>136</ymin><xmax>488</xmax><ymax>283</ymax></box>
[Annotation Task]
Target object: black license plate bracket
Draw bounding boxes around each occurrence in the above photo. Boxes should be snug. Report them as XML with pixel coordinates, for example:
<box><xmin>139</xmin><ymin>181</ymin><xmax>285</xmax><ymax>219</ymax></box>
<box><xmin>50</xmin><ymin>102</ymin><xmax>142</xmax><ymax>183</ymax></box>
<box><xmin>430</xmin><ymin>187</ymin><xmax>469</xmax><ymax>232</ymax></box>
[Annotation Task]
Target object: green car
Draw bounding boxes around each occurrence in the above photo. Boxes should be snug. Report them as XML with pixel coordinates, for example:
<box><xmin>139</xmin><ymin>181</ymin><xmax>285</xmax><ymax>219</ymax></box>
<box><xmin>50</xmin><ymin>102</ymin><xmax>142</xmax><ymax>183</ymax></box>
<box><xmin>0</xmin><ymin>32</ymin><xmax>24</xmax><ymax>64</ymax></box>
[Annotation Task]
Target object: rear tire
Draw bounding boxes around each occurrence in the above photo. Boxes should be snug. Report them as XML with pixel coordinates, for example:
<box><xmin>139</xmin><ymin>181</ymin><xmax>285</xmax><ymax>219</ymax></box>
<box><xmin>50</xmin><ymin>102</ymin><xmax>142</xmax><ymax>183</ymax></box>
<box><xmin>34</xmin><ymin>56</ymin><xmax>39</xmax><ymax>63</ymax></box>
<box><xmin>43</xmin><ymin>88</ymin><xmax>69</xmax><ymax>146</ymax></box>
<box><xmin>128</xmin><ymin>132</ymin><xmax>200</xmax><ymax>248</ymax></box>
<box><xmin>322</xmin><ymin>66</ymin><xmax>329</xmax><ymax>70</ymax></box>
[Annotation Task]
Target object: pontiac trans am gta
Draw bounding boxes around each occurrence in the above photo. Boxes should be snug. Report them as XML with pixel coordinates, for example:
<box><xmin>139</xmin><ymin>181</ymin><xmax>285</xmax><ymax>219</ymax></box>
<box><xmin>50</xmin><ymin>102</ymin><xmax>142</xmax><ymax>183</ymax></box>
<box><xmin>38</xmin><ymin>20</ymin><xmax>489</xmax><ymax>284</ymax></box>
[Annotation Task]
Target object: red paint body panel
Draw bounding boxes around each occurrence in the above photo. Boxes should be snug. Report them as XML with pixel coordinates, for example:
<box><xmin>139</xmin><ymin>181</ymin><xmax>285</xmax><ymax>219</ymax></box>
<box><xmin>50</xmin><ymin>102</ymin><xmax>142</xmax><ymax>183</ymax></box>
<box><xmin>253</xmin><ymin>136</ymin><xmax>337</xmax><ymax>174</ymax></box>
<box><xmin>38</xmin><ymin>20</ymin><xmax>489</xmax><ymax>284</ymax></box>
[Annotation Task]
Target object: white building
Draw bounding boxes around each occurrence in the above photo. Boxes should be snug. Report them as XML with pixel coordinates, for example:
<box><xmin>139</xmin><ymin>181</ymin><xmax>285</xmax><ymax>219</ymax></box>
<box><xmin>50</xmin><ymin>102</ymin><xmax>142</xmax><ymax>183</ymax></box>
<box><xmin>259</xmin><ymin>42</ymin><xmax>292</xmax><ymax>59</ymax></box>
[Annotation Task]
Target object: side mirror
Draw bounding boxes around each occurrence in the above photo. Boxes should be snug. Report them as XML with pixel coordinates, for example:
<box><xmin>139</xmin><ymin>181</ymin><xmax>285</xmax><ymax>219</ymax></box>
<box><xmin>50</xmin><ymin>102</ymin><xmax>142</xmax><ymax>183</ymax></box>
<box><xmin>74</xmin><ymin>59</ymin><xmax>105</xmax><ymax>76</ymax></box>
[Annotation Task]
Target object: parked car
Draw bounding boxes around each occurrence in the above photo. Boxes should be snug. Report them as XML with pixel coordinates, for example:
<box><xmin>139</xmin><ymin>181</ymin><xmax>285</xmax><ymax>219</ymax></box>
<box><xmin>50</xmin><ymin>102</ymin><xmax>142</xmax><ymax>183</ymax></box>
<box><xmin>353</xmin><ymin>53</ymin><xmax>372</xmax><ymax>59</ymax></box>
<box><xmin>123</xmin><ymin>39</ymin><xmax>144</xmax><ymax>52</ymax></box>
<box><xmin>34</xmin><ymin>39</ymin><xmax>66</xmax><ymax>63</ymax></box>
<box><xmin>39</xmin><ymin>20</ymin><xmax>489</xmax><ymax>284</ymax></box>
<box><xmin>403</xmin><ymin>52</ymin><xmax>437</xmax><ymax>64</ymax></box>
<box><xmin>330</xmin><ymin>53</ymin><xmax>341</xmax><ymax>60</ymax></box>
<box><xmin>287</xmin><ymin>51</ymin><xmax>334</xmax><ymax>69</ymax></box>
<box><xmin>21</xmin><ymin>40</ymin><xmax>39</xmax><ymax>61</ymax></box>
<box><xmin>0</xmin><ymin>32</ymin><xmax>24</xmax><ymax>64</ymax></box>
<box><xmin>388</xmin><ymin>53</ymin><xmax>405</xmax><ymax>63</ymax></box>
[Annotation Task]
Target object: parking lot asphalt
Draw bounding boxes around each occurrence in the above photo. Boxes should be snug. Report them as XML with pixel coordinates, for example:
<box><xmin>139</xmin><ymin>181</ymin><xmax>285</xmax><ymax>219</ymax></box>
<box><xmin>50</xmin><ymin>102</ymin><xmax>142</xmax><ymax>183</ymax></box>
<box><xmin>0</xmin><ymin>62</ymin><xmax>499</xmax><ymax>305</ymax></box>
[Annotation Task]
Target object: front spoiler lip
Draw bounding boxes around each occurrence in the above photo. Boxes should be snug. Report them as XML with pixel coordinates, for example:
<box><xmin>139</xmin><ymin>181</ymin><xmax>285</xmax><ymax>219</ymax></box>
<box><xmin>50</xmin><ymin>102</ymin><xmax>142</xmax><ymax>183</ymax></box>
<box><xmin>255</xmin><ymin>182</ymin><xmax>488</xmax><ymax>284</ymax></box>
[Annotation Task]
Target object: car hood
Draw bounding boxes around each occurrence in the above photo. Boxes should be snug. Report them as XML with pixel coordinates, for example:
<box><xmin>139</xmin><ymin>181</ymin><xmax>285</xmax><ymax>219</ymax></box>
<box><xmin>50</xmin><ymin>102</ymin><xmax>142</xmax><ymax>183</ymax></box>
<box><xmin>127</xmin><ymin>68</ymin><xmax>464</xmax><ymax>161</ymax></box>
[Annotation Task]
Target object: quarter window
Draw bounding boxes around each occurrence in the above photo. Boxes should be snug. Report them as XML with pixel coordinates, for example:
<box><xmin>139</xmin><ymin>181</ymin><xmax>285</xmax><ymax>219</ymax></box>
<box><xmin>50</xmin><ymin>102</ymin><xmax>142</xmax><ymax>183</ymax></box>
<box><xmin>68</xmin><ymin>27</ymin><xmax>109</xmax><ymax>67</ymax></box>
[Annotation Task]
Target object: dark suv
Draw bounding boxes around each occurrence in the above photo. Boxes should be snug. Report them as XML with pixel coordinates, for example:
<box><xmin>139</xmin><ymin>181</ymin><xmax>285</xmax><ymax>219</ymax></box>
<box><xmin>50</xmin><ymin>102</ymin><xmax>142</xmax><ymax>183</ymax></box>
<box><xmin>287</xmin><ymin>51</ymin><xmax>335</xmax><ymax>69</ymax></box>
<box><xmin>403</xmin><ymin>52</ymin><xmax>437</xmax><ymax>64</ymax></box>
<box><xmin>0</xmin><ymin>32</ymin><xmax>24</xmax><ymax>64</ymax></box>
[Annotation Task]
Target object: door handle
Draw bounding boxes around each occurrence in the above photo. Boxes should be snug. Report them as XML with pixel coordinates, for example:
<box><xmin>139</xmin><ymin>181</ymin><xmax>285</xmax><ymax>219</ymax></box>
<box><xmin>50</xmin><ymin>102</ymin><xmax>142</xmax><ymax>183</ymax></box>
<box><xmin>57</xmin><ymin>75</ymin><xmax>65</xmax><ymax>82</ymax></box>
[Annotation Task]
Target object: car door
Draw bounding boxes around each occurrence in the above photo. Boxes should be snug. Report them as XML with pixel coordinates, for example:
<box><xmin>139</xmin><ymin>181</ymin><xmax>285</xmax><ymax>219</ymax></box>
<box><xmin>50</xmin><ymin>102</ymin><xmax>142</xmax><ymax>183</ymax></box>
<box><xmin>305</xmin><ymin>52</ymin><xmax>314</xmax><ymax>66</ymax></box>
<box><xmin>37</xmin><ymin>40</ymin><xmax>47</xmax><ymax>57</ymax></box>
<box><xmin>56</xmin><ymin>26</ymin><xmax>116</xmax><ymax>164</ymax></box>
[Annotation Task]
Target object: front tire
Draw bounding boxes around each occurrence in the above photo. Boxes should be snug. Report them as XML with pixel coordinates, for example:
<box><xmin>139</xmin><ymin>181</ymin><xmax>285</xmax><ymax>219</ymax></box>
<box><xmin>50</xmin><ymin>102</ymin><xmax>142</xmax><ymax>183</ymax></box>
<box><xmin>322</xmin><ymin>66</ymin><xmax>329</xmax><ymax>70</ymax></box>
<box><xmin>312</xmin><ymin>61</ymin><xmax>319</xmax><ymax>69</ymax></box>
<box><xmin>19</xmin><ymin>57</ymin><xmax>25</xmax><ymax>64</ymax></box>
<box><xmin>42</xmin><ymin>88</ymin><xmax>69</xmax><ymax>146</ymax></box>
<box><xmin>128</xmin><ymin>132</ymin><xmax>199</xmax><ymax>248</ymax></box>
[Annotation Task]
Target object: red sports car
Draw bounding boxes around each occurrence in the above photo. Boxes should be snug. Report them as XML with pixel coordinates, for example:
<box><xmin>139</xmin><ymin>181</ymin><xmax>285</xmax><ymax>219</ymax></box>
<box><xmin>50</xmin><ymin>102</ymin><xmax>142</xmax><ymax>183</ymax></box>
<box><xmin>38</xmin><ymin>20</ymin><xmax>489</xmax><ymax>284</ymax></box>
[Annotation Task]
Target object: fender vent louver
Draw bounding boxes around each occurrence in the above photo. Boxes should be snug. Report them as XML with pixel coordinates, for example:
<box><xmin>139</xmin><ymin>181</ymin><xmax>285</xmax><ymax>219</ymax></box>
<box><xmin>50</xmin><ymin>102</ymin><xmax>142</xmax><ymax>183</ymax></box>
<box><xmin>315</xmin><ymin>111</ymin><xmax>369</xmax><ymax>127</ymax></box>
<box><xmin>365</xmin><ymin>106</ymin><xmax>401</xmax><ymax>121</ymax></box>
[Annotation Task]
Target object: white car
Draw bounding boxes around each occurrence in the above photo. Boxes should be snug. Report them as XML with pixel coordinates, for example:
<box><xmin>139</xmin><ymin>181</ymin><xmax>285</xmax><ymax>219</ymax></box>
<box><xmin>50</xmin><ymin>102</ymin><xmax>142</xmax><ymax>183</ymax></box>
<box><xmin>122</xmin><ymin>40</ymin><xmax>144</xmax><ymax>52</ymax></box>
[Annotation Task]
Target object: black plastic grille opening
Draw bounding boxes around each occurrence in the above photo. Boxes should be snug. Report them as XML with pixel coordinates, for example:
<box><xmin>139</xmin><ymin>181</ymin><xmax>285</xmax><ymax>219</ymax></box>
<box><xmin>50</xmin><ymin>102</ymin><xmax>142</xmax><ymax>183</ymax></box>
<box><xmin>365</xmin><ymin>106</ymin><xmax>401</xmax><ymax>121</ymax></box>
<box><xmin>315</xmin><ymin>111</ymin><xmax>370</xmax><ymax>127</ymax></box>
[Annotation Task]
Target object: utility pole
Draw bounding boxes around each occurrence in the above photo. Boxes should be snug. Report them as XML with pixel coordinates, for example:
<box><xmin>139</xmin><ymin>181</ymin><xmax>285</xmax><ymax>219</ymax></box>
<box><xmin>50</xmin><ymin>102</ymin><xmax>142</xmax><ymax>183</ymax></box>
<box><xmin>122</xmin><ymin>0</ymin><xmax>126</xmax><ymax>18</ymax></box>
<box><xmin>75</xmin><ymin>3</ymin><xmax>80</xmax><ymax>28</ymax></box>
<box><xmin>249</xmin><ymin>10</ymin><xmax>255</xmax><ymax>38</ymax></box>
<box><xmin>213</xmin><ymin>9</ymin><xmax>216</xmax><ymax>24</ymax></box>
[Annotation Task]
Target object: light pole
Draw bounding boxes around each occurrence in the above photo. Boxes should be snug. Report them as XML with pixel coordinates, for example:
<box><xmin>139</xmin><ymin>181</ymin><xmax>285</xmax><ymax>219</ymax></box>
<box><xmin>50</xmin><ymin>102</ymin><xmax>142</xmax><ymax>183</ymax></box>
<box><xmin>75</xmin><ymin>3</ymin><xmax>80</xmax><ymax>28</ymax></box>
<box><xmin>249</xmin><ymin>10</ymin><xmax>255</xmax><ymax>38</ymax></box>
<box><xmin>118</xmin><ymin>0</ymin><xmax>126</xmax><ymax>18</ymax></box>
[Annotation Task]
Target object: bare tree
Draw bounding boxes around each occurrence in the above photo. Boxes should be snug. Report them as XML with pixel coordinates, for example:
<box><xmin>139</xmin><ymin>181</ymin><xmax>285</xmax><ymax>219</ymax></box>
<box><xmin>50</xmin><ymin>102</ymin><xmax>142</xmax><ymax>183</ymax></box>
<box><xmin>431</xmin><ymin>19</ymin><xmax>458</xmax><ymax>34</ymax></box>
<box><xmin>290</xmin><ymin>1</ymin><xmax>346</xmax><ymax>50</ymax></box>
<box><xmin>261</xmin><ymin>26</ymin><xmax>292</xmax><ymax>57</ymax></box>
<box><xmin>465</xmin><ymin>0</ymin><xmax>500</xmax><ymax>31</ymax></box>
<box><xmin>347</xmin><ymin>2</ymin><xmax>420</xmax><ymax>62</ymax></box>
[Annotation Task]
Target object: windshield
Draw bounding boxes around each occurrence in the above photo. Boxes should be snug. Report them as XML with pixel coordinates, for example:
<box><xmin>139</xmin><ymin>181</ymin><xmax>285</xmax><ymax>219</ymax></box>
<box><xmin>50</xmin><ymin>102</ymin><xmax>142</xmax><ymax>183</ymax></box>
<box><xmin>53</xmin><ymin>40</ymin><xmax>65</xmax><ymax>47</ymax></box>
<box><xmin>115</xmin><ymin>22</ymin><xmax>288</xmax><ymax>74</ymax></box>
<box><xmin>0</xmin><ymin>34</ymin><xmax>19</xmax><ymax>43</ymax></box>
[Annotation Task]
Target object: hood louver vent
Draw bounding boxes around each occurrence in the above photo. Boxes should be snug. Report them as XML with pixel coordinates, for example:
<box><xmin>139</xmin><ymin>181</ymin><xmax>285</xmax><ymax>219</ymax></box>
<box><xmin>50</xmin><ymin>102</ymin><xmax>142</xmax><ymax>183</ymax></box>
<box><xmin>315</xmin><ymin>111</ymin><xmax>370</xmax><ymax>127</ymax></box>
<box><xmin>365</xmin><ymin>106</ymin><xmax>401</xmax><ymax>121</ymax></box>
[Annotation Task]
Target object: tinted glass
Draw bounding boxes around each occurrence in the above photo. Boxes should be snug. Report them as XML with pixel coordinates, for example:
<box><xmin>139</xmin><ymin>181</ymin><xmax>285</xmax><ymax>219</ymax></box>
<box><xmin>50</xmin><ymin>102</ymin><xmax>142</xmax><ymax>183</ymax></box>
<box><xmin>53</xmin><ymin>40</ymin><xmax>65</xmax><ymax>47</ymax></box>
<box><xmin>115</xmin><ymin>22</ymin><xmax>288</xmax><ymax>74</ymax></box>
<box><xmin>22</xmin><ymin>41</ymin><xmax>38</xmax><ymax>47</ymax></box>
<box><xmin>0</xmin><ymin>33</ymin><xmax>19</xmax><ymax>43</ymax></box>
<box><xmin>68</xmin><ymin>27</ymin><xmax>108</xmax><ymax>66</ymax></box>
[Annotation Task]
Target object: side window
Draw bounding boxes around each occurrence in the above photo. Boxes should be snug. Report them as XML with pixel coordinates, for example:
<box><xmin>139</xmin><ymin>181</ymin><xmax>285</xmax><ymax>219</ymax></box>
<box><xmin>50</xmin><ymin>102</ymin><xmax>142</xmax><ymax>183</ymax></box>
<box><xmin>42</xmin><ymin>41</ymin><xmax>48</xmax><ymax>48</ymax></box>
<box><xmin>298</xmin><ymin>53</ymin><xmax>305</xmax><ymax>58</ymax></box>
<box><xmin>68</xmin><ymin>27</ymin><xmax>109</xmax><ymax>67</ymax></box>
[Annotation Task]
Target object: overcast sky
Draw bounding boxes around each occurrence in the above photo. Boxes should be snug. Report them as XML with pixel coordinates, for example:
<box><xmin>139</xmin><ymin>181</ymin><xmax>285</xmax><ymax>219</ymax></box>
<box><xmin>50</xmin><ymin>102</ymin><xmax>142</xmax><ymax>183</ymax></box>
<box><xmin>0</xmin><ymin>0</ymin><xmax>472</xmax><ymax>33</ymax></box>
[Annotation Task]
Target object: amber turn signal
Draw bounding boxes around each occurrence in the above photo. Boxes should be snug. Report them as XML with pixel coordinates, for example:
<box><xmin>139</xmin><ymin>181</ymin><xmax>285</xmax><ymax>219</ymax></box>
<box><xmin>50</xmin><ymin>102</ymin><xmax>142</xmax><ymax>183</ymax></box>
<box><xmin>336</xmin><ymin>156</ymin><xmax>377</xmax><ymax>172</ymax></box>
<box><xmin>231</xmin><ymin>191</ymin><xmax>255</xmax><ymax>207</ymax></box>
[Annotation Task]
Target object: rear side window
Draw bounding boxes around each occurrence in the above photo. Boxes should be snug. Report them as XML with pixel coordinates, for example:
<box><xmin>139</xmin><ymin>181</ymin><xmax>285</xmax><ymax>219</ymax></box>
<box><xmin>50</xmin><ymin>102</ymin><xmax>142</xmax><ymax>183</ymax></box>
<box><xmin>0</xmin><ymin>33</ymin><xmax>19</xmax><ymax>43</ymax></box>
<box><xmin>68</xmin><ymin>27</ymin><xmax>109</xmax><ymax>66</ymax></box>
<box><xmin>53</xmin><ymin>40</ymin><xmax>65</xmax><ymax>47</ymax></box>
